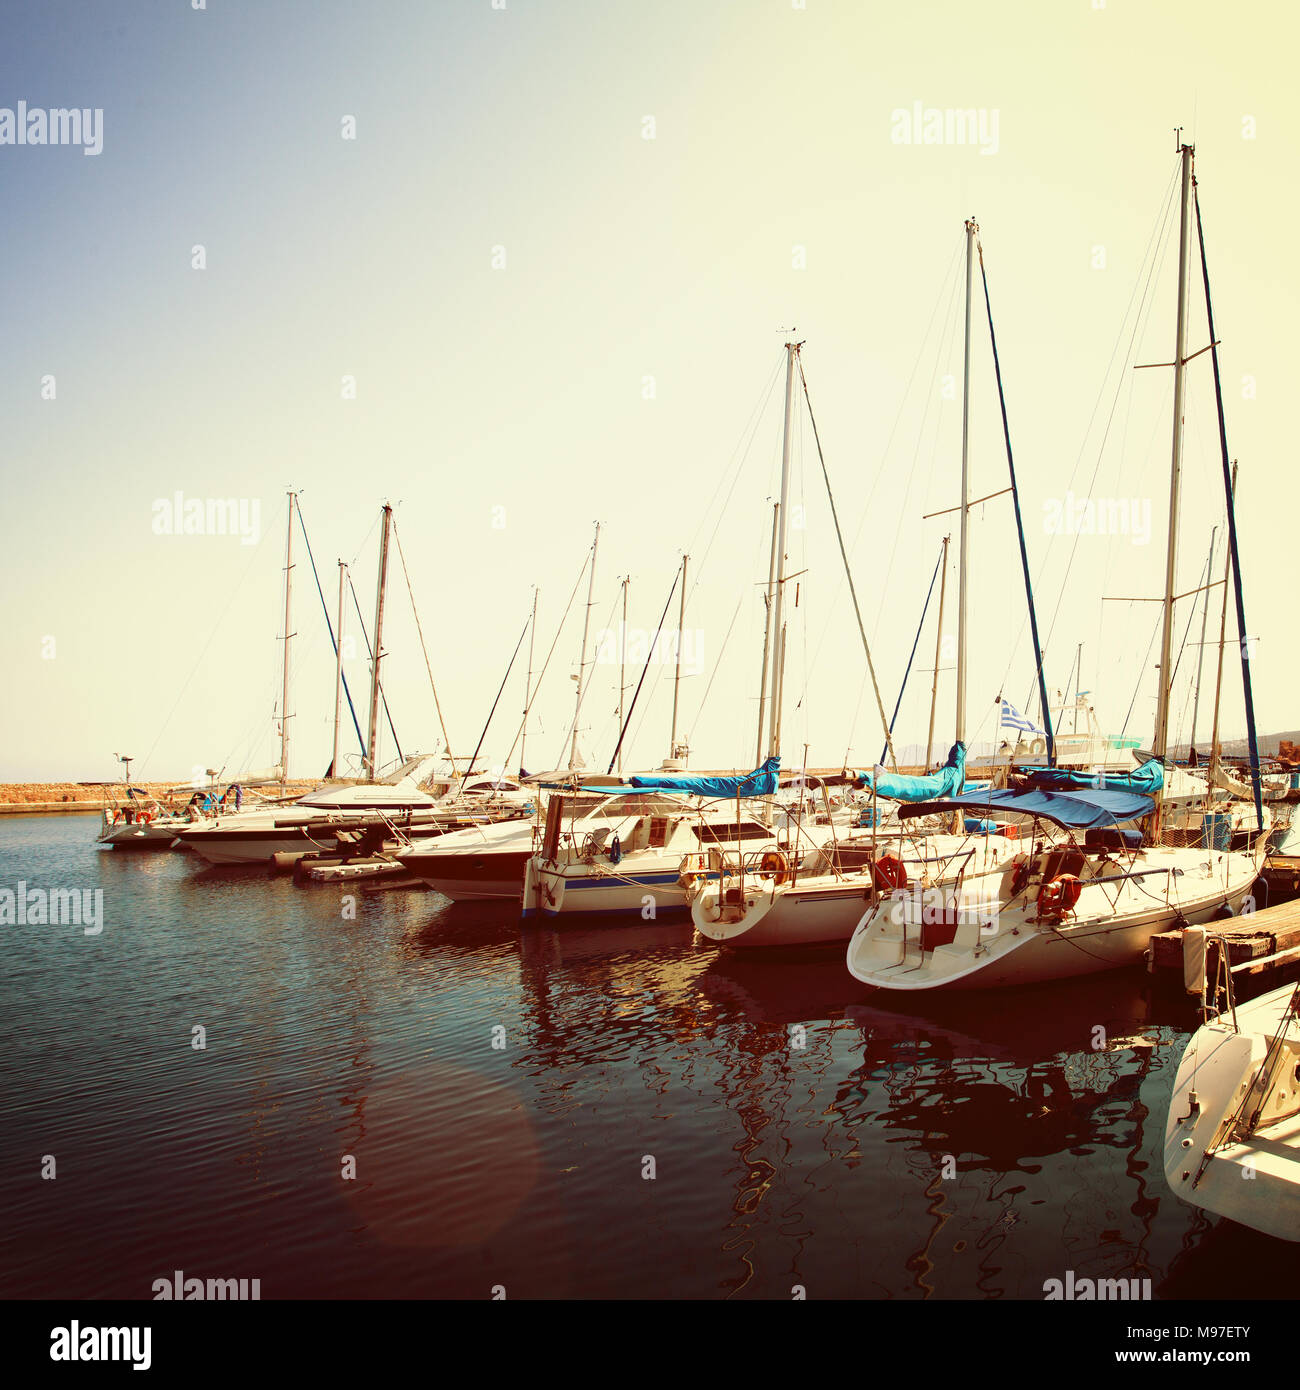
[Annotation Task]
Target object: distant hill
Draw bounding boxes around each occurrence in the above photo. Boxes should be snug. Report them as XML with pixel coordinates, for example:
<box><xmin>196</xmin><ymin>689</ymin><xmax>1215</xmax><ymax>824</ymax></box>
<box><xmin>1171</xmin><ymin>731</ymin><xmax>1300</xmax><ymax>759</ymax></box>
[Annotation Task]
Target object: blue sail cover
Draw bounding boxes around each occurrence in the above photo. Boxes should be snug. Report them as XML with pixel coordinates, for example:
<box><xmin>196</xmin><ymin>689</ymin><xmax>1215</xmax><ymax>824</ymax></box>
<box><xmin>1021</xmin><ymin>759</ymin><xmax>1164</xmax><ymax>795</ymax></box>
<box><xmin>858</xmin><ymin>742</ymin><xmax>966</xmax><ymax>803</ymax></box>
<box><xmin>897</xmin><ymin>785</ymin><xmax>1154</xmax><ymax>829</ymax></box>
<box><xmin>581</xmin><ymin>756</ymin><xmax>782</xmax><ymax>800</ymax></box>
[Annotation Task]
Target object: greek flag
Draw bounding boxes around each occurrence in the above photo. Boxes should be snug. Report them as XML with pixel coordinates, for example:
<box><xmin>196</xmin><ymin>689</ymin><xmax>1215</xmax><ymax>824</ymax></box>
<box><xmin>999</xmin><ymin>699</ymin><xmax>1042</xmax><ymax>734</ymax></box>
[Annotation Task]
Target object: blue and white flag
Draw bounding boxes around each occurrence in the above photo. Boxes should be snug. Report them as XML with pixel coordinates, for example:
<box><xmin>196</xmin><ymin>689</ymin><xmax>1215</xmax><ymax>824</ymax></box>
<box><xmin>999</xmin><ymin>698</ymin><xmax>1042</xmax><ymax>734</ymax></box>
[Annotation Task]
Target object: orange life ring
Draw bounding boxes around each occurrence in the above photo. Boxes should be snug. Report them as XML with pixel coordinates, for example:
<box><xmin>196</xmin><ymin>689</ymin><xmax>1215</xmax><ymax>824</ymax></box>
<box><xmin>872</xmin><ymin>853</ymin><xmax>908</xmax><ymax>891</ymax></box>
<box><xmin>759</xmin><ymin>849</ymin><xmax>790</xmax><ymax>886</ymax></box>
<box><xmin>1037</xmin><ymin>873</ymin><xmax>1082</xmax><ymax>919</ymax></box>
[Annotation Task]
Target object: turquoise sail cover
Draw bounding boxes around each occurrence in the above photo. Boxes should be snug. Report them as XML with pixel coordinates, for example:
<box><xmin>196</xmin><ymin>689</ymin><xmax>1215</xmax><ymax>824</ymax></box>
<box><xmin>858</xmin><ymin>742</ymin><xmax>966</xmax><ymax>802</ymax></box>
<box><xmin>1021</xmin><ymin>759</ymin><xmax>1163</xmax><ymax>795</ymax></box>
<box><xmin>581</xmin><ymin>756</ymin><xmax>782</xmax><ymax>800</ymax></box>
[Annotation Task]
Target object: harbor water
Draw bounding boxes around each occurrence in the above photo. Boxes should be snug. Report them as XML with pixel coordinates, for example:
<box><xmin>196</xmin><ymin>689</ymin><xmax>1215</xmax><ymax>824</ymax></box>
<box><xmin>1</xmin><ymin>812</ymin><xmax>1294</xmax><ymax>1301</ymax></box>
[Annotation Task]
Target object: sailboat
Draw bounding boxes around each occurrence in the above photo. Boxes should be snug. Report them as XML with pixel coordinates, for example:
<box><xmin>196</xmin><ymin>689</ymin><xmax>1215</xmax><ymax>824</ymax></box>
<box><xmin>1165</xmin><ymin>979</ymin><xmax>1300</xmax><ymax>1242</ymax></box>
<box><xmin>691</xmin><ymin>227</ymin><xmax>1059</xmax><ymax>950</ymax></box>
<box><xmin>847</xmin><ymin>140</ymin><xmax>1268</xmax><ymax>990</ymax></box>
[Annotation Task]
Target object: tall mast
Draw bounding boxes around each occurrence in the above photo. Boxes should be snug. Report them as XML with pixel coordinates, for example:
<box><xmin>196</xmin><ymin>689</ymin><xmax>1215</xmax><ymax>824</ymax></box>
<box><xmin>332</xmin><ymin>560</ymin><xmax>347</xmax><ymax>779</ymax></box>
<box><xmin>1208</xmin><ymin>466</ymin><xmax>1237</xmax><ymax>790</ymax></box>
<box><xmin>617</xmin><ymin>576</ymin><xmax>628</xmax><ymax>776</ymax></box>
<box><xmin>280</xmin><ymin>489</ymin><xmax>296</xmax><ymax>790</ymax></box>
<box><xmin>956</xmin><ymin>219</ymin><xmax>976</xmax><ymax>747</ymax></box>
<box><xmin>767</xmin><ymin>341</ymin><xmax>799</xmax><ymax>760</ymax></box>
<box><xmin>755</xmin><ymin>501</ymin><xmax>780</xmax><ymax>765</ymax></box>
<box><xmin>1150</xmin><ymin>141</ymin><xmax>1194</xmax><ymax>833</ymax></box>
<box><xmin>1189</xmin><ymin>526</ymin><xmax>1217</xmax><ymax>759</ymax></box>
<box><xmin>926</xmin><ymin>534</ymin><xmax>951</xmax><ymax>767</ymax></box>
<box><xmin>670</xmin><ymin>554</ymin><xmax>688</xmax><ymax>763</ymax></box>
<box><xmin>569</xmin><ymin>522</ymin><xmax>600</xmax><ymax>771</ymax></box>
<box><xmin>520</xmin><ymin>586</ymin><xmax>538</xmax><ymax>778</ymax></box>
<box><xmin>365</xmin><ymin>503</ymin><xmax>393</xmax><ymax>780</ymax></box>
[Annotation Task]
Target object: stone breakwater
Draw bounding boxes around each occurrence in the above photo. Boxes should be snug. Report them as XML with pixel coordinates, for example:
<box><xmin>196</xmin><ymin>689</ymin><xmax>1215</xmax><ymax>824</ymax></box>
<box><xmin>0</xmin><ymin>782</ymin><xmax>321</xmax><ymax>816</ymax></box>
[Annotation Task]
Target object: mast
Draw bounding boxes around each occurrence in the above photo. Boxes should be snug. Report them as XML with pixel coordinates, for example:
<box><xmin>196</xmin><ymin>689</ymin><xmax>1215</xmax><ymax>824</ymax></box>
<box><xmin>926</xmin><ymin>534</ymin><xmax>951</xmax><ymax>767</ymax></box>
<box><xmin>617</xmin><ymin>577</ymin><xmax>628</xmax><ymax>776</ymax></box>
<box><xmin>956</xmin><ymin>220</ymin><xmax>976</xmax><ymax>747</ymax></box>
<box><xmin>365</xmin><ymin>503</ymin><xmax>393</xmax><ymax>780</ymax></box>
<box><xmin>669</xmin><ymin>554</ymin><xmax>688</xmax><ymax>763</ymax></box>
<box><xmin>332</xmin><ymin>560</ymin><xmax>347</xmax><ymax>779</ymax></box>
<box><xmin>1189</xmin><ymin>526</ymin><xmax>1217</xmax><ymax>760</ymax></box>
<box><xmin>569</xmin><ymin>522</ymin><xmax>599</xmax><ymax>771</ymax></box>
<box><xmin>1073</xmin><ymin>644</ymin><xmax>1082</xmax><ymax>734</ymax></box>
<box><xmin>1150</xmin><ymin>141</ymin><xmax>1194</xmax><ymax>835</ymax></box>
<box><xmin>767</xmin><ymin>341</ymin><xmax>799</xmax><ymax>760</ymax></box>
<box><xmin>1194</xmin><ymin>177</ymin><xmax>1264</xmax><ymax>827</ymax></box>
<box><xmin>1208</xmin><ymin>466</ymin><xmax>1237</xmax><ymax>791</ymax></box>
<box><xmin>520</xmin><ymin>586</ymin><xmax>538</xmax><ymax>778</ymax></box>
<box><xmin>755</xmin><ymin>501</ymin><xmax>780</xmax><ymax>765</ymax></box>
<box><xmin>280</xmin><ymin>489</ymin><xmax>296</xmax><ymax>790</ymax></box>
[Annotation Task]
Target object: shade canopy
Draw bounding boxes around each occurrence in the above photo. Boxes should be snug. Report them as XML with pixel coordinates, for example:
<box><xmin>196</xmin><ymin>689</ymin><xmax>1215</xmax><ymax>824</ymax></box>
<box><xmin>897</xmin><ymin>785</ymin><xmax>1154</xmax><ymax>830</ymax></box>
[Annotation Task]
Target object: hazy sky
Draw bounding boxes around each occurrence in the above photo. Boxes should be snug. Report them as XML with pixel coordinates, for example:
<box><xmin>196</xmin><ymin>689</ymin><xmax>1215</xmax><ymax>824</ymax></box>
<box><xmin>2</xmin><ymin>0</ymin><xmax>1295</xmax><ymax>783</ymax></box>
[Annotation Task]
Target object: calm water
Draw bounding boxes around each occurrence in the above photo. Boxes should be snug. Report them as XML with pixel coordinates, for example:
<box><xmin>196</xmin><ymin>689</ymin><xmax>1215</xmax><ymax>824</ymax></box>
<box><xmin>1</xmin><ymin>813</ymin><xmax>1294</xmax><ymax>1301</ymax></box>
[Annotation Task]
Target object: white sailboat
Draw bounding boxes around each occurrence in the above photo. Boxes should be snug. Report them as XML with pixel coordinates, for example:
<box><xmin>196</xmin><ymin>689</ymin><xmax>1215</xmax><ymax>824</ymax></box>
<box><xmin>847</xmin><ymin>141</ymin><xmax>1267</xmax><ymax>990</ymax></box>
<box><xmin>1165</xmin><ymin>980</ymin><xmax>1300</xmax><ymax>1242</ymax></box>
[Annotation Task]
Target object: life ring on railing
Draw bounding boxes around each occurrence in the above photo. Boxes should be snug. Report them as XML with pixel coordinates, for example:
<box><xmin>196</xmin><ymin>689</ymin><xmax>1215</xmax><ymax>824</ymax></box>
<box><xmin>759</xmin><ymin>849</ymin><xmax>790</xmax><ymax>886</ymax></box>
<box><xmin>1029</xmin><ymin>737</ymin><xmax>1047</xmax><ymax>756</ymax></box>
<box><xmin>1037</xmin><ymin>874</ymin><xmax>1081</xmax><ymax>919</ymax></box>
<box><xmin>872</xmin><ymin>853</ymin><xmax>908</xmax><ymax>891</ymax></box>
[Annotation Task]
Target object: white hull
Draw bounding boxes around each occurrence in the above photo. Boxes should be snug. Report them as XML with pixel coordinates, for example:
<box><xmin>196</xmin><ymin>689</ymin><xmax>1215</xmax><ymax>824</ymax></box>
<box><xmin>846</xmin><ymin>846</ymin><xmax>1260</xmax><ymax>991</ymax></box>
<box><xmin>1165</xmin><ymin>984</ymin><xmax>1300</xmax><ymax>1241</ymax></box>
<box><xmin>522</xmin><ymin>856</ymin><xmax>696</xmax><ymax>918</ymax></box>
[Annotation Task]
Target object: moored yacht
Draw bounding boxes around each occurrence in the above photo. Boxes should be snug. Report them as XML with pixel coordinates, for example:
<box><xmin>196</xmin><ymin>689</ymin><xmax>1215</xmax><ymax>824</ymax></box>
<box><xmin>844</xmin><ymin>785</ymin><xmax>1263</xmax><ymax>990</ymax></box>
<box><xmin>177</xmin><ymin>757</ymin><xmax>530</xmax><ymax>866</ymax></box>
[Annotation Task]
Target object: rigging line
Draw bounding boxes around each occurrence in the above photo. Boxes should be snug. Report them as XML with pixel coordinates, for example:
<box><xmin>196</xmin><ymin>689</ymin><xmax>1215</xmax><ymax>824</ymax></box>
<box><xmin>685</xmin><ymin>591</ymin><xmax>745</xmax><ymax>744</ymax></box>
<box><xmin>501</xmin><ymin>547</ymin><xmax>591</xmax><ymax>773</ymax></box>
<box><xmin>390</xmin><ymin>516</ymin><xmax>454</xmax><ymax>758</ymax></box>
<box><xmin>796</xmin><ymin>358</ymin><xmax>898</xmax><ymax>770</ymax></box>
<box><xmin>1195</xmin><ymin>179</ymin><xmax>1263</xmax><ymax>822</ymax></box>
<box><xmin>1002</xmin><ymin>163</ymin><xmax>1182</xmax><ymax>703</ymax></box>
<box><xmin>346</xmin><ymin>574</ymin><xmax>404</xmax><ymax>768</ymax></box>
<box><xmin>684</xmin><ymin>349</ymin><xmax>785</xmax><ymax>573</ymax></box>
<box><xmin>1119</xmin><ymin>605</ymin><xmax>1164</xmax><ymax>739</ymax></box>
<box><xmin>1033</xmin><ymin>167</ymin><xmax>1181</xmax><ymax>645</ymax></box>
<box><xmin>555</xmin><ymin>583</ymin><xmax>622</xmax><ymax>770</ymax></box>
<box><xmin>851</xmin><ymin>233</ymin><xmax>965</xmax><ymax>543</ymax></box>
<box><xmin>607</xmin><ymin>569</ymin><xmax>681</xmax><ymax>775</ymax></box>
<box><xmin>296</xmin><ymin>499</ymin><xmax>366</xmax><ymax>759</ymax></box>
<box><xmin>462</xmin><ymin>614</ymin><xmax>531</xmax><ymax>783</ymax></box>
<box><xmin>348</xmin><ymin>510</ymin><xmax>381</xmax><ymax>570</ymax></box>
<box><xmin>977</xmin><ymin>237</ymin><xmax>1055</xmax><ymax>766</ymax></box>
<box><xmin>880</xmin><ymin>541</ymin><xmax>944</xmax><ymax>765</ymax></box>
<box><xmin>1167</xmin><ymin>544</ymin><xmax>1214</xmax><ymax>694</ymax></box>
<box><xmin>138</xmin><ymin>497</ymin><xmax>280</xmax><ymax>779</ymax></box>
<box><xmin>840</xmin><ymin>273</ymin><xmax>964</xmax><ymax>763</ymax></box>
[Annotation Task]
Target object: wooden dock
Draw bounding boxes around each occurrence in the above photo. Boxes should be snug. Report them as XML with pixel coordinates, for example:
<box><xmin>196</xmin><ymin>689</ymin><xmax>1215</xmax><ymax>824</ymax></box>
<box><xmin>1151</xmin><ymin>896</ymin><xmax>1300</xmax><ymax>982</ymax></box>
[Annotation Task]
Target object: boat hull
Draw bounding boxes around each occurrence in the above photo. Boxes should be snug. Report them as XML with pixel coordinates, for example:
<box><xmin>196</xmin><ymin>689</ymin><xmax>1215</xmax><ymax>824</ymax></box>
<box><xmin>1165</xmin><ymin>986</ymin><xmax>1300</xmax><ymax>1242</ymax></box>
<box><xmin>399</xmin><ymin>848</ymin><xmax>533</xmax><ymax>901</ymax></box>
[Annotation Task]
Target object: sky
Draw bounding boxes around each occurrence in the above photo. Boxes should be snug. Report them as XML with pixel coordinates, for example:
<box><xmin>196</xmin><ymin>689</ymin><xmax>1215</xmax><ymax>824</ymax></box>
<box><xmin>1</xmin><ymin>0</ymin><xmax>1296</xmax><ymax>783</ymax></box>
